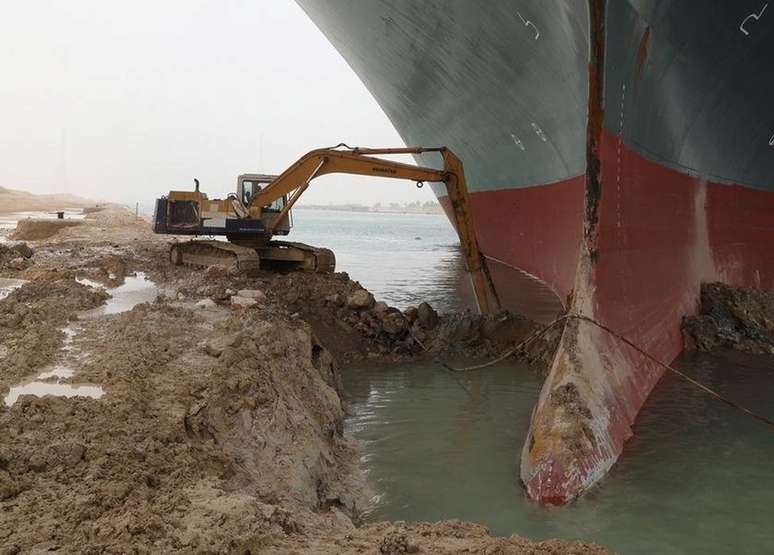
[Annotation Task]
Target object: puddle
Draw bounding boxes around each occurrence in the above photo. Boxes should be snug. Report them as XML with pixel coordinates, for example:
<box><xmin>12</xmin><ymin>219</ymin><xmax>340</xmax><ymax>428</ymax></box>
<box><xmin>61</xmin><ymin>326</ymin><xmax>77</xmax><ymax>352</ymax></box>
<box><xmin>37</xmin><ymin>365</ymin><xmax>75</xmax><ymax>380</ymax></box>
<box><xmin>0</xmin><ymin>277</ymin><xmax>28</xmax><ymax>300</ymax></box>
<box><xmin>3</xmin><ymin>362</ymin><xmax>101</xmax><ymax>407</ymax></box>
<box><xmin>75</xmin><ymin>277</ymin><xmax>106</xmax><ymax>289</ymax></box>
<box><xmin>79</xmin><ymin>272</ymin><xmax>159</xmax><ymax>317</ymax></box>
<box><xmin>3</xmin><ymin>273</ymin><xmax>157</xmax><ymax>407</ymax></box>
<box><xmin>4</xmin><ymin>380</ymin><xmax>103</xmax><ymax>406</ymax></box>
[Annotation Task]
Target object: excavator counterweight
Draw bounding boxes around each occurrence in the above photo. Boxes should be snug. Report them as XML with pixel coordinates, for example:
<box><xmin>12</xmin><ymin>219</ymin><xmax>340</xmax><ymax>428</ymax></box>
<box><xmin>153</xmin><ymin>145</ymin><xmax>498</xmax><ymax>313</ymax></box>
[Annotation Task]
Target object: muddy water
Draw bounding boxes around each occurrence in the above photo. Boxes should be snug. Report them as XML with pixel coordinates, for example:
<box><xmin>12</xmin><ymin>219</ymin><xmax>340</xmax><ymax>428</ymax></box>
<box><xmin>3</xmin><ymin>273</ymin><xmax>159</xmax><ymax>407</ymax></box>
<box><xmin>343</xmin><ymin>350</ymin><xmax>774</xmax><ymax>554</ymax></box>
<box><xmin>0</xmin><ymin>277</ymin><xmax>27</xmax><ymax>300</ymax></box>
<box><xmin>79</xmin><ymin>272</ymin><xmax>158</xmax><ymax>317</ymax></box>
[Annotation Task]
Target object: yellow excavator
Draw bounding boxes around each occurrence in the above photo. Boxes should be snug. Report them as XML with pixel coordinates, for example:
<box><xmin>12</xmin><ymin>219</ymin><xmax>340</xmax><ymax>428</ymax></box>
<box><xmin>153</xmin><ymin>145</ymin><xmax>497</xmax><ymax>312</ymax></box>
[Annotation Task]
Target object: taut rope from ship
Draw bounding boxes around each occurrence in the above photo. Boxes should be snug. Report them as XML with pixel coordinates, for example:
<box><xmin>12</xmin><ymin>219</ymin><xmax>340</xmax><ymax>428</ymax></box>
<box><xmin>413</xmin><ymin>314</ymin><xmax>774</xmax><ymax>429</ymax></box>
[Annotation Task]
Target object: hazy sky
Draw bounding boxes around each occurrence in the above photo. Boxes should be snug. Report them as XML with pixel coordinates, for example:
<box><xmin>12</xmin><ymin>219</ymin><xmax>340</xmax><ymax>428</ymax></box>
<box><xmin>0</xmin><ymin>0</ymin><xmax>435</xmax><ymax>207</ymax></box>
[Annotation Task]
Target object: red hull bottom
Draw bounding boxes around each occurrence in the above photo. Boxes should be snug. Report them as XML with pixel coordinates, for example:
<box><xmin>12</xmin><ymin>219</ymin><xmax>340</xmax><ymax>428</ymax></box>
<box><xmin>446</xmin><ymin>130</ymin><xmax>774</xmax><ymax>504</ymax></box>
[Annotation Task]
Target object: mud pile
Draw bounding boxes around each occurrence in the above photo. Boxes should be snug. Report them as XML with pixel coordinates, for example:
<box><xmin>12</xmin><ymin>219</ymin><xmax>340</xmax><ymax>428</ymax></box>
<box><xmin>0</xmin><ymin>299</ymin><xmax>359</xmax><ymax>552</ymax></box>
<box><xmin>0</xmin><ymin>278</ymin><xmax>107</xmax><ymax>388</ymax></box>
<box><xmin>682</xmin><ymin>282</ymin><xmax>774</xmax><ymax>353</ymax></box>
<box><xmin>11</xmin><ymin>218</ymin><xmax>83</xmax><ymax>241</ymax></box>
<box><xmin>0</xmin><ymin>242</ymin><xmax>33</xmax><ymax>272</ymax></box>
<box><xmin>270</xmin><ymin>520</ymin><xmax>607</xmax><ymax>554</ymax></box>
<box><xmin>153</xmin><ymin>266</ymin><xmax>541</xmax><ymax>366</ymax></box>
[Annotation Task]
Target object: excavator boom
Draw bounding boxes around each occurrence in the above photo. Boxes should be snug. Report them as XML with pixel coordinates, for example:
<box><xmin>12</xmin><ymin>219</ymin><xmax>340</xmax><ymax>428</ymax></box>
<box><xmin>249</xmin><ymin>146</ymin><xmax>497</xmax><ymax>314</ymax></box>
<box><xmin>154</xmin><ymin>145</ymin><xmax>498</xmax><ymax>313</ymax></box>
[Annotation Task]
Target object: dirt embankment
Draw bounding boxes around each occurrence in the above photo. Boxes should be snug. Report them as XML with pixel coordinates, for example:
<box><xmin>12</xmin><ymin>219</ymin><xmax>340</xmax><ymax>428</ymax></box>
<box><xmin>145</xmin><ymin>261</ymin><xmax>544</xmax><ymax>369</ymax></box>
<box><xmin>683</xmin><ymin>282</ymin><xmax>774</xmax><ymax>354</ymax></box>
<box><xmin>0</xmin><ymin>205</ymin><xmax>607</xmax><ymax>554</ymax></box>
<box><xmin>10</xmin><ymin>219</ymin><xmax>84</xmax><ymax>241</ymax></box>
<box><xmin>1</xmin><ymin>297</ymin><xmax>359</xmax><ymax>552</ymax></box>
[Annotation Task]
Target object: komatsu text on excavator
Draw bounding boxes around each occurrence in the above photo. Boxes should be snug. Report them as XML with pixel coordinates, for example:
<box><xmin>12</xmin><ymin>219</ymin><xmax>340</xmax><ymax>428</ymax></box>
<box><xmin>153</xmin><ymin>146</ymin><xmax>497</xmax><ymax>313</ymax></box>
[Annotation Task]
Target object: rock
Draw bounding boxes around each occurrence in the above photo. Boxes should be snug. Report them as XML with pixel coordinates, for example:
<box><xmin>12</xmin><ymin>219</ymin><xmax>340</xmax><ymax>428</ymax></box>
<box><xmin>28</xmin><ymin>453</ymin><xmax>47</xmax><ymax>473</ymax></box>
<box><xmin>195</xmin><ymin>299</ymin><xmax>216</xmax><ymax>309</ymax></box>
<box><xmin>0</xmin><ymin>471</ymin><xmax>21</xmax><ymax>501</ymax></box>
<box><xmin>347</xmin><ymin>289</ymin><xmax>374</xmax><ymax>309</ymax></box>
<box><xmin>237</xmin><ymin>289</ymin><xmax>266</xmax><ymax>301</ymax></box>
<box><xmin>204</xmin><ymin>265</ymin><xmax>227</xmax><ymax>279</ymax></box>
<box><xmin>231</xmin><ymin>296</ymin><xmax>258</xmax><ymax>308</ymax></box>
<box><xmin>176</xmin><ymin>292</ymin><xmax>186</xmax><ymax>300</ymax></box>
<box><xmin>372</xmin><ymin>301</ymin><xmax>389</xmax><ymax>313</ymax></box>
<box><xmin>325</xmin><ymin>293</ymin><xmax>344</xmax><ymax>306</ymax></box>
<box><xmin>204</xmin><ymin>333</ymin><xmax>243</xmax><ymax>357</ymax></box>
<box><xmin>225</xmin><ymin>288</ymin><xmax>236</xmax><ymax>296</ymax></box>
<box><xmin>403</xmin><ymin>306</ymin><xmax>418</xmax><ymax>323</ymax></box>
<box><xmin>0</xmin><ymin>544</ymin><xmax>20</xmax><ymax>555</ymax></box>
<box><xmin>329</xmin><ymin>507</ymin><xmax>355</xmax><ymax>530</ymax></box>
<box><xmin>445</xmin><ymin>315</ymin><xmax>479</xmax><ymax>343</ymax></box>
<box><xmin>380</xmin><ymin>532</ymin><xmax>411</xmax><ymax>554</ymax></box>
<box><xmin>8</xmin><ymin>257</ymin><xmax>27</xmax><ymax>270</ymax></box>
<box><xmin>0</xmin><ymin>241</ymin><xmax>34</xmax><ymax>261</ymax></box>
<box><xmin>61</xmin><ymin>443</ymin><xmax>86</xmax><ymax>466</ymax></box>
<box><xmin>381</xmin><ymin>309</ymin><xmax>408</xmax><ymax>335</ymax></box>
<box><xmin>417</xmin><ymin>302</ymin><xmax>439</xmax><ymax>330</ymax></box>
<box><xmin>6</xmin><ymin>241</ymin><xmax>33</xmax><ymax>258</ymax></box>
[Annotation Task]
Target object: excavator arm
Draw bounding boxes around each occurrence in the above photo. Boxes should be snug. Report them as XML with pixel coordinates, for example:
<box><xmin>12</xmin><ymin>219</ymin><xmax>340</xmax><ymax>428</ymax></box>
<box><xmin>250</xmin><ymin>146</ymin><xmax>499</xmax><ymax>313</ymax></box>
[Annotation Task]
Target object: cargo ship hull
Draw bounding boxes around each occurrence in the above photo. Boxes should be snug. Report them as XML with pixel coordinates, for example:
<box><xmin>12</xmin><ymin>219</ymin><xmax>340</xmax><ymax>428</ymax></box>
<box><xmin>297</xmin><ymin>0</ymin><xmax>774</xmax><ymax>504</ymax></box>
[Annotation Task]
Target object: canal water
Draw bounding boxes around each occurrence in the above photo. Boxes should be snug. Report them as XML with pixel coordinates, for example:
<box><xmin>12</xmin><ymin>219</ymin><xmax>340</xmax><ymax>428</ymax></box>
<box><xmin>343</xmin><ymin>351</ymin><xmax>774</xmax><ymax>554</ymax></box>
<box><xmin>290</xmin><ymin>208</ymin><xmax>471</xmax><ymax>312</ymax></box>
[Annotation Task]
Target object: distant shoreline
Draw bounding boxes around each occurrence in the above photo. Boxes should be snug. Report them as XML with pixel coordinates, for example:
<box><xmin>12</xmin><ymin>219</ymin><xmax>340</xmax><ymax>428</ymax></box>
<box><xmin>296</xmin><ymin>204</ymin><xmax>444</xmax><ymax>216</ymax></box>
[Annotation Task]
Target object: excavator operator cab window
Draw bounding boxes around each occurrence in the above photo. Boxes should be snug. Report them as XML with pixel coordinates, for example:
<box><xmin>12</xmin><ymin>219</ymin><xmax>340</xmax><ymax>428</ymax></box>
<box><xmin>241</xmin><ymin>181</ymin><xmax>262</xmax><ymax>206</ymax></box>
<box><xmin>267</xmin><ymin>196</ymin><xmax>286</xmax><ymax>212</ymax></box>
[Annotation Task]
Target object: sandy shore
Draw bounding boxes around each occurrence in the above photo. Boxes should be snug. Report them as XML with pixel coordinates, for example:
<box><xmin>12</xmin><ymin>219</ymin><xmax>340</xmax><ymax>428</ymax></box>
<box><xmin>0</xmin><ymin>186</ymin><xmax>97</xmax><ymax>214</ymax></box>
<box><xmin>0</xmin><ymin>204</ymin><xmax>607</xmax><ymax>554</ymax></box>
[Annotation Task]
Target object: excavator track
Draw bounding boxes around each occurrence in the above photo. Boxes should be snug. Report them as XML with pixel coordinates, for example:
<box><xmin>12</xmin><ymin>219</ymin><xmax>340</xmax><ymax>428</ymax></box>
<box><xmin>169</xmin><ymin>240</ymin><xmax>261</xmax><ymax>273</ymax></box>
<box><xmin>260</xmin><ymin>241</ymin><xmax>336</xmax><ymax>273</ymax></box>
<box><xmin>169</xmin><ymin>240</ymin><xmax>334</xmax><ymax>274</ymax></box>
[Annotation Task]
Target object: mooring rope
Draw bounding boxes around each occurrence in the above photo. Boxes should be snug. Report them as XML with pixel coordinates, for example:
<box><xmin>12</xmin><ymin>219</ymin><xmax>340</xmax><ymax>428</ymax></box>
<box><xmin>412</xmin><ymin>313</ymin><xmax>774</xmax><ymax>429</ymax></box>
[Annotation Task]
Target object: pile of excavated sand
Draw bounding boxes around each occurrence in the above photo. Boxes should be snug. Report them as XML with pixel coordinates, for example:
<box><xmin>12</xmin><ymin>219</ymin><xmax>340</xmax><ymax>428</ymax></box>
<box><xmin>145</xmin><ymin>261</ymin><xmax>544</xmax><ymax>369</ymax></box>
<box><xmin>11</xmin><ymin>219</ymin><xmax>83</xmax><ymax>241</ymax></box>
<box><xmin>0</xmin><ymin>290</ymin><xmax>359</xmax><ymax>552</ymax></box>
<box><xmin>0</xmin><ymin>278</ymin><xmax>107</xmax><ymax>386</ymax></box>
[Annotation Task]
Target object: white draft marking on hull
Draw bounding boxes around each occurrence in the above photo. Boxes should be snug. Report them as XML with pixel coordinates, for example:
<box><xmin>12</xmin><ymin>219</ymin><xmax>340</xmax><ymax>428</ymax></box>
<box><xmin>740</xmin><ymin>3</ymin><xmax>768</xmax><ymax>35</ymax></box>
<box><xmin>516</xmin><ymin>12</ymin><xmax>540</xmax><ymax>40</ymax></box>
<box><xmin>510</xmin><ymin>133</ymin><xmax>526</xmax><ymax>151</ymax></box>
<box><xmin>531</xmin><ymin>122</ymin><xmax>548</xmax><ymax>142</ymax></box>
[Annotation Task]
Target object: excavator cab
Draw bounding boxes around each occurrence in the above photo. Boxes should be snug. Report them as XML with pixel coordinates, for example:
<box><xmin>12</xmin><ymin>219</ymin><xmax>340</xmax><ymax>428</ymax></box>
<box><xmin>237</xmin><ymin>174</ymin><xmax>291</xmax><ymax>235</ymax></box>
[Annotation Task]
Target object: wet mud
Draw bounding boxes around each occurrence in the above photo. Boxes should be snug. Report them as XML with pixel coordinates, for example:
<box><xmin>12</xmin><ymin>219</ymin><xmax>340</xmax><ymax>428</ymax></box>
<box><xmin>683</xmin><ymin>282</ymin><xmax>774</xmax><ymax>354</ymax></box>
